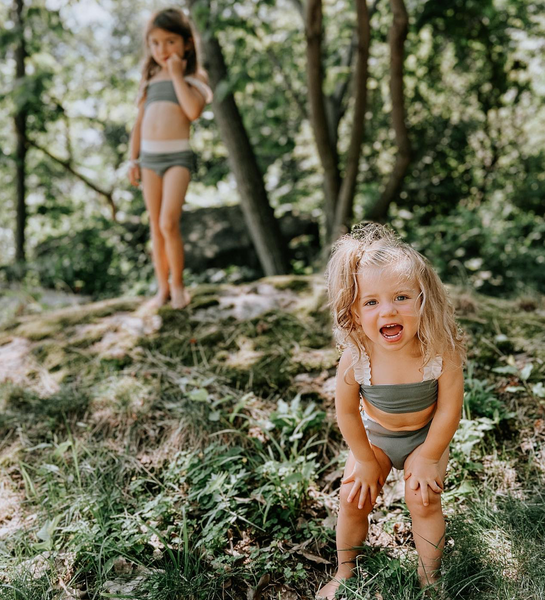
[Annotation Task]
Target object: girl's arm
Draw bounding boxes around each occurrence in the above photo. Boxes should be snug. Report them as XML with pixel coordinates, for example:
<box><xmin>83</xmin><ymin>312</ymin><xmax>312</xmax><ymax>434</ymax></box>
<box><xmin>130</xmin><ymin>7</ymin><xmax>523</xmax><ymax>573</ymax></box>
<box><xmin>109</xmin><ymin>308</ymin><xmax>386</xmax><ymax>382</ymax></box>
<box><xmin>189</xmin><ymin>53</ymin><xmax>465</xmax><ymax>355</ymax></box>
<box><xmin>336</xmin><ymin>349</ymin><xmax>385</xmax><ymax>507</ymax></box>
<box><xmin>417</xmin><ymin>353</ymin><xmax>464</xmax><ymax>462</ymax></box>
<box><xmin>404</xmin><ymin>353</ymin><xmax>464</xmax><ymax>505</ymax></box>
<box><xmin>167</xmin><ymin>55</ymin><xmax>206</xmax><ymax>121</ymax></box>
<box><xmin>128</xmin><ymin>100</ymin><xmax>145</xmax><ymax>187</ymax></box>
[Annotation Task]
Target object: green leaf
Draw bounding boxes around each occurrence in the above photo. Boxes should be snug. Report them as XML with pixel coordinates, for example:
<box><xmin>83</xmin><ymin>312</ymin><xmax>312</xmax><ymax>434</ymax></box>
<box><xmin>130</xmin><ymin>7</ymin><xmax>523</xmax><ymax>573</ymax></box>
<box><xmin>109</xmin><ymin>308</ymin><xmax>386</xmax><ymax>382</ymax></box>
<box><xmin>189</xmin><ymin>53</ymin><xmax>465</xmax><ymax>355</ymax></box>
<box><xmin>492</xmin><ymin>366</ymin><xmax>518</xmax><ymax>375</ymax></box>
<box><xmin>520</xmin><ymin>363</ymin><xmax>533</xmax><ymax>381</ymax></box>
<box><xmin>454</xmin><ymin>481</ymin><xmax>474</xmax><ymax>495</ymax></box>
<box><xmin>284</xmin><ymin>472</ymin><xmax>302</xmax><ymax>484</ymax></box>
<box><xmin>532</xmin><ymin>382</ymin><xmax>545</xmax><ymax>398</ymax></box>
<box><xmin>208</xmin><ymin>410</ymin><xmax>221</xmax><ymax>422</ymax></box>
<box><xmin>189</xmin><ymin>388</ymin><xmax>209</xmax><ymax>402</ymax></box>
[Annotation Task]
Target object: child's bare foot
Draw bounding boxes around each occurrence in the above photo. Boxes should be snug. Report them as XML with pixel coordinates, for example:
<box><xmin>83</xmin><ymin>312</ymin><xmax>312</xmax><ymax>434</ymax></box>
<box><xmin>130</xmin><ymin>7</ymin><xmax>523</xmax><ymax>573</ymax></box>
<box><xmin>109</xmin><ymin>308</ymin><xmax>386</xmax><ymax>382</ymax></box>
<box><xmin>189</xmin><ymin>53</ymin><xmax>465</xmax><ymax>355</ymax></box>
<box><xmin>170</xmin><ymin>286</ymin><xmax>191</xmax><ymax>310</ymax></box>
<box><xmin>421</xmin><ymin>583</ymin><xmax>449</xmax><ymax>600</ymax></box>
<box><xmin>316</xmin><ymin>573</ymin><xmax>351</xmax><ymax>600</ymax></box>
<box><xmin>143</xmin><ymin>289</ymin><xmax>170</xmax><ymax>310</ymax></box>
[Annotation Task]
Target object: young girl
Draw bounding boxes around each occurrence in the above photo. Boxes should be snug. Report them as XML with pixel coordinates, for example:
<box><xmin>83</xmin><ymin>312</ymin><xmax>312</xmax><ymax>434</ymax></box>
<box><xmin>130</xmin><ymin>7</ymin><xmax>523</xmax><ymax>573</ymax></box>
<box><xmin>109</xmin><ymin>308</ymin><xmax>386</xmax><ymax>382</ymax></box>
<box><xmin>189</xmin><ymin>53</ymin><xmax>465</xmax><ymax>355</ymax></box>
<box><xmin>318</xmin><ymin>223</ymin><xmax>465</xmax><ymax>599</ymax></box>
<box><xmin>128</xmin><ymin>8</ymin><xmax>212</xmax><ymax>309</ymax></box>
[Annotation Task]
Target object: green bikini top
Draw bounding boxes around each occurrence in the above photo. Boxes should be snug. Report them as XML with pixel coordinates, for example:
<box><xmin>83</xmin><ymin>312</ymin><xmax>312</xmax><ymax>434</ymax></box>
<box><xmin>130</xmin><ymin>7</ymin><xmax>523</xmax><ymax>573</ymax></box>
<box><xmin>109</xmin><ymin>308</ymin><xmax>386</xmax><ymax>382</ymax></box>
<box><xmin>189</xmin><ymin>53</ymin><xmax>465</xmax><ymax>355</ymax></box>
<box><xmin>144</xmin><ymin>77</ymin><xmax>213</xmax><ymax>109</ymax></box>
<box><xmin>145</xmin><ymin>80</ymin><xmax>179</xmax><ymax>108</ymax></box>
<box><xmin>349</xmin><ymin>345</ymin><xmax>442</xmax><ymax>414</ymax></box>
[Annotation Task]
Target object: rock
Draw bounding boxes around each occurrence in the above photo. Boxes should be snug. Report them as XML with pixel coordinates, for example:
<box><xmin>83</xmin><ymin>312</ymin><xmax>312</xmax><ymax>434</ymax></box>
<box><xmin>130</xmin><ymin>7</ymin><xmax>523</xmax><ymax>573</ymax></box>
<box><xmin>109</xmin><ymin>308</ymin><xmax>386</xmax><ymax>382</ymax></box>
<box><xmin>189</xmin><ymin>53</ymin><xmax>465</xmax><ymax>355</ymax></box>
<box><xmin>181</xmin><ymin>205</ymin><xmax>319</xmax><ymax>273</ymax></box>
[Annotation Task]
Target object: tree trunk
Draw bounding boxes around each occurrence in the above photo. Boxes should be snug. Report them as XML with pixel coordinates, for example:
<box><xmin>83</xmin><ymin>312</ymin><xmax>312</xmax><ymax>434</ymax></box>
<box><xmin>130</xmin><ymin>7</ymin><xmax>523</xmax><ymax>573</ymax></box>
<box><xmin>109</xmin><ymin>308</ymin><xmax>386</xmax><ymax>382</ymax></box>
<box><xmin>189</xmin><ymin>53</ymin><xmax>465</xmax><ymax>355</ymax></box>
<box><xmin>189</xmin><ymin>3</ymin><xmax>290</xmax><ymax>276</ymax></box>
<box><xmin>368</xmin><ymin>0</ymin><xmax>411</xmax><ymax>221</ymax></box>
<box><xmin>332</xmin><ymin>0</ymin><xmax>371</xmax><ymax>242</ymax></box>
<box><xmin>14</xmin><ymin>0</ymin><xmax>27</xmax><ymax>264</ymax></box>
<box><xmin>305</xmin><ymin>0</ymin><xmax>341</xmax><ymax>239</ymax></box>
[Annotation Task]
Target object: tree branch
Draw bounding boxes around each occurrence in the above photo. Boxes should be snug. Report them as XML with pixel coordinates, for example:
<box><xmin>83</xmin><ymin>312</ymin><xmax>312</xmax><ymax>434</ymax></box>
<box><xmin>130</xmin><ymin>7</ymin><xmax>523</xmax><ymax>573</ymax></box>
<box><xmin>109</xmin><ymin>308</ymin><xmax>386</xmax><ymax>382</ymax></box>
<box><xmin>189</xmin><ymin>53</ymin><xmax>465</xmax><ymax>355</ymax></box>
<box><xmin>305</xmin><ymin>0</ymin><xmax>341</xmax><ymax>230</ymax></box>
<box><xmin>332</xmin><ymin>0</ymin><xmax>371</xmax><ymax>240</ymax></box>
<box><xmin>28</xmin><ymin>139</ymin><xmax>117</xmax><ymax>220</ymax></box>
<box><xmin>368</xmin><ymin>0</ymin><xmax>411</xmax><ymax>221</ymax></box>
<box><xmin>327</xmin><ymin>0</ymin><xmax>381</xmax><ymax>136</ymax></box>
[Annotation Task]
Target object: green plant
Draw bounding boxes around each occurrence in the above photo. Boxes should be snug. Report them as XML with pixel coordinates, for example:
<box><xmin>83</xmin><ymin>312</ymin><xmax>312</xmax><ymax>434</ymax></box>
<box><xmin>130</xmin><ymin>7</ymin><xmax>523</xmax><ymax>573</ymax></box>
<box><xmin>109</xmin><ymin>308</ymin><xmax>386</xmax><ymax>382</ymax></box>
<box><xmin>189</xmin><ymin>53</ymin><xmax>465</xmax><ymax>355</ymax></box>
<box><xmin>0</xmin><ymin>567</ymin><xmax>56</xmax><ymax>600</ymax></box>
<box><xmin>463</xmin><ymin>362</ymin><xmax>514</xmax><ymax>422</ymax></box>
<box><xmin>442</xmin><ymin>491</ymin><xmax>545</xmax><ymax>599</ymax></box>
<box><xmin>135</xmin><ymin>514</ymin><xmax>237</xmax><ymax>600</ymax></box>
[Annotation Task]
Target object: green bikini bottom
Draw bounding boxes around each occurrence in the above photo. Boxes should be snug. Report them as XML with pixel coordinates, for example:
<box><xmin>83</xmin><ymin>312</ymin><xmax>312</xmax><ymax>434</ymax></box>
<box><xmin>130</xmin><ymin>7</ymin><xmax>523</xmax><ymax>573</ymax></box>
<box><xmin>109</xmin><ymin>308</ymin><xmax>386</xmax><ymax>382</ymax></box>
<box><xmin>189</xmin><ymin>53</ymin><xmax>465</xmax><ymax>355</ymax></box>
<box><xmin>361</xmin><ymin>412</ymin><xmax>432</xmax><ymax>470</ymax></box>
<box><xmin>140</xmin><ymin>150</ymin><xmax>195</xmax><ymax>178</ymax></box>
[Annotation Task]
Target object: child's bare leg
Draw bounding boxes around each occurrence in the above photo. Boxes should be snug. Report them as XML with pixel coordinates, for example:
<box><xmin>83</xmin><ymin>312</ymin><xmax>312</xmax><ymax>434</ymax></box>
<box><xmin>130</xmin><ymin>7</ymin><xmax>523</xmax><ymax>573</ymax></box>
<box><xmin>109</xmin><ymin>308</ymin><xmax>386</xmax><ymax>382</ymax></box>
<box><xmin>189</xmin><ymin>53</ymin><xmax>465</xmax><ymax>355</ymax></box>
<box><xmin>160</xmin><ymin>166</ymin><xmax>191</xmax><ymax>309</ymax></box>
<box><xmin>404</xmin><ymin>447</ymin><xmax>449</xmax><ymax>588</ymax></box>
<box><xmin>142</xmin><ymin>169</ymin><xmax>170</xmax><ymax>306</ymax></box>
<box><xmin>318</xmin><ymin>449</ymin><xmax>391</xmax><ymax>600</ymax></box>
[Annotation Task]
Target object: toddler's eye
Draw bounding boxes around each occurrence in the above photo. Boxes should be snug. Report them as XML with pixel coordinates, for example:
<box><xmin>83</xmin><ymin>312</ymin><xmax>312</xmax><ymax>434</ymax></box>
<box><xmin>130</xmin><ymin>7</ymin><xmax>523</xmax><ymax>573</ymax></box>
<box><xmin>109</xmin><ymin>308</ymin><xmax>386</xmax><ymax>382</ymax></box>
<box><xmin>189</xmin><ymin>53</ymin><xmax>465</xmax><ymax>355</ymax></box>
<box><xmin>364</xmin><ymin>300</ymin><xmax>377</xmax><ymax>306</ymax></box>
<box><xmin>395</xmin><ymin>295</ymin><xmax>409</xmax><ymax>301</ymax></box>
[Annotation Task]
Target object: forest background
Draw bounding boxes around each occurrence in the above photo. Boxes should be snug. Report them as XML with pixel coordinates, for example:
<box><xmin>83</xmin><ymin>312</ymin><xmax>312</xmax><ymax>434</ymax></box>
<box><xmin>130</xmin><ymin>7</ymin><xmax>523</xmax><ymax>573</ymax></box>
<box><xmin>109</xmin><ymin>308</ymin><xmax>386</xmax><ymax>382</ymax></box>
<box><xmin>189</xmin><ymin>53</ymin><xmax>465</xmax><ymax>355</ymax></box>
<box><xmin>0</xmin><ymin>0</ymin><xmax>545</xmax><ymax>599</ymax></box>
<box><xmin>1</xmin><ymin>0</ymin><xmax>545</xmax><ymax>296</ymax></box>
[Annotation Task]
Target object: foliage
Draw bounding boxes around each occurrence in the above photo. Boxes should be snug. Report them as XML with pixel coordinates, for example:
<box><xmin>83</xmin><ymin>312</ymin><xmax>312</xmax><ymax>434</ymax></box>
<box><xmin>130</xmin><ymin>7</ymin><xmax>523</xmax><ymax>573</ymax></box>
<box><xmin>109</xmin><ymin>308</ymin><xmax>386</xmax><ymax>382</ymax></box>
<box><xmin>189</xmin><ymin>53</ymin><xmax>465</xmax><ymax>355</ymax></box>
<box><xmin>392</xmin><ymin>201</ymin><xmax>545</xmax><ymax>295</ymax></box>
<box><xmin>0</xmin><ymin>278</ymin><xmax>543</xmax><ymax>598</ymax></box>
<box><xmin>0</xmin><ymin>0</ymin><xmax>544</xmax><ymax>296</ymax></box>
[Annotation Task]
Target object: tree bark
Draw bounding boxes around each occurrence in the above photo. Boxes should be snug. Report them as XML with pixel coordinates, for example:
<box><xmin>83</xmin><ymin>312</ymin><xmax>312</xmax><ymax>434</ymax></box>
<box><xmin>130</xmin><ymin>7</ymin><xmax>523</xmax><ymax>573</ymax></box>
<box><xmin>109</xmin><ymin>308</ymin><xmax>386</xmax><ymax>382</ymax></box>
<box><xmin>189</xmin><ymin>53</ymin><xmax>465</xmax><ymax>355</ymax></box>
<box><xmin>368</xmin><ymin>0</ymin><xmax>411</xmax><ymax>221</ymax></box>
<box><xmin>305</xmin><ymin>0</ymin><xmax>341</xmax><ymax>238</ymax></box>
<box><xmin>332</xmin><ymin>0</ymin><xmax>371</xmax><ymax>242</ymax></box>
<box><xmin>14</xmin><ymin>0</ymin><xmax>27</xmax><ymax>264</ymax></box>
<box><xmin>189</xmin><ymin>3</ymin><xmax>290</xmax><ymax>276</ymax></box>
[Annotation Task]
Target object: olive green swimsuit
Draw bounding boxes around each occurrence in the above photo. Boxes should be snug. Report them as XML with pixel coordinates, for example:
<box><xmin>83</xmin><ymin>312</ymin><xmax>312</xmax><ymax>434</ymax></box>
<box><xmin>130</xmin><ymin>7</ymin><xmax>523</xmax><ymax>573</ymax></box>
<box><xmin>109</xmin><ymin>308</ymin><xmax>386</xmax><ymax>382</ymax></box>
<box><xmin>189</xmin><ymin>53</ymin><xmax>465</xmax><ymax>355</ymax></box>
<box><xmin>351</xmin><ymin>347</ymin><xmax>442</xmax><ymax>469</ymax></box>
<box><xmin>140</xmin><ymin>78</ymin><xmax>213</xmax><ymax>177</ymax></box>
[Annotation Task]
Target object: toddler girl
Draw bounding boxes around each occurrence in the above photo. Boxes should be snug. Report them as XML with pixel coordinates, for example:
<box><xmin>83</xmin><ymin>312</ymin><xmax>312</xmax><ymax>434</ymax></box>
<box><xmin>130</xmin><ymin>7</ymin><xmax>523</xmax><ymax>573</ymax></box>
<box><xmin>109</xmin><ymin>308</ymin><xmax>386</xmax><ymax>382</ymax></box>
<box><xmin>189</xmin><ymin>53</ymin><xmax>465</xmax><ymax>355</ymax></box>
<box><xmin>128</xmin><ymin>8</ymin><xmax>212</xmax><ymax>309</ymax></box>
<box><xmin>318</xmin><ymin>223</ymin><xmax>465</xmax><ymax>599</ymax></box>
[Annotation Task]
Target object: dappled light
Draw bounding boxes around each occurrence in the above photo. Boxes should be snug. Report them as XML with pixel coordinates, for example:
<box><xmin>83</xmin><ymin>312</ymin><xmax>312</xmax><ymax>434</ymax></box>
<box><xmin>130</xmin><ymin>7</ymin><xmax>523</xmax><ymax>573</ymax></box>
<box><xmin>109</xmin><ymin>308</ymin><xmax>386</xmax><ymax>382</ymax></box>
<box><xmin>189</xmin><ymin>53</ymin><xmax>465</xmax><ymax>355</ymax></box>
<box><xmin>0</xmin><ymin>276</ymin><xmax>543</xmax><ymax>598</ymax></box>
<box><xmin>1</xmin><ymin>0</ymin><xmax>544</xmax><ymax>597</ymax></box>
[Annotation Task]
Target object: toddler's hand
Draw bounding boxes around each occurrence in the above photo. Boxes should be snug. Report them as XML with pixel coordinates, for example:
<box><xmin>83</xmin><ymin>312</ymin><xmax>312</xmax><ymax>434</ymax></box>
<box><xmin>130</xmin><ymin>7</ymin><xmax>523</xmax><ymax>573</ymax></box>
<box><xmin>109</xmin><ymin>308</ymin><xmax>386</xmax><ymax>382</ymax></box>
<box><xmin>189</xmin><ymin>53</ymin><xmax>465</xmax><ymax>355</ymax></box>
<box><xmin>128</xmin><ymin>164</ymin><xmax>140</xmax><ymax>187</ymax></box>
<box><xmin>166</xmin><ymin>53</ymin><xmax>186</xmax><ymax>77</ymax></box>
<box><xmin>342</xmin><ymin>458</ymin><xmax>384</xmax><ymax>509</ymax></box>
<box><xmin>404</xmin><ymin>457</ymin><xmax>443</xmax><ymax>507</ymax></box>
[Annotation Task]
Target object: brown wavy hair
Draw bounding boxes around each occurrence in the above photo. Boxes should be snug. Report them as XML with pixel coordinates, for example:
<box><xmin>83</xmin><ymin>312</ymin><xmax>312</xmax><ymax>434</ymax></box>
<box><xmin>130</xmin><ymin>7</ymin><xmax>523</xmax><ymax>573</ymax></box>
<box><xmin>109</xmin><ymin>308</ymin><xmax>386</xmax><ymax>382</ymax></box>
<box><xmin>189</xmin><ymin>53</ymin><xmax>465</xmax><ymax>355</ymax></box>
<box><xmin>137</xmin><ymin>8</ymin><xmax>202</xmax><ymax>103</ymax></box>
<box><xmin>326</xmin><ymin>222</ymin><xmax>466</xmax><ymax>372</ymax></box>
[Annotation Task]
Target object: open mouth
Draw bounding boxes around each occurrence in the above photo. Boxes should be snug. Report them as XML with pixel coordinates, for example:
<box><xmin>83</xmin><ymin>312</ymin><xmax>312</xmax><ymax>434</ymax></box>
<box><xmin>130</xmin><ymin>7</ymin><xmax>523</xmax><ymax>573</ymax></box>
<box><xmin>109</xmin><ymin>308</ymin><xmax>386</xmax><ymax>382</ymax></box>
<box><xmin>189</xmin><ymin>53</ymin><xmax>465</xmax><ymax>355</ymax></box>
<box><xmin>380</xmin><ymin>323</ymin><xmax>403</xmax><ymax>341</ymax></box>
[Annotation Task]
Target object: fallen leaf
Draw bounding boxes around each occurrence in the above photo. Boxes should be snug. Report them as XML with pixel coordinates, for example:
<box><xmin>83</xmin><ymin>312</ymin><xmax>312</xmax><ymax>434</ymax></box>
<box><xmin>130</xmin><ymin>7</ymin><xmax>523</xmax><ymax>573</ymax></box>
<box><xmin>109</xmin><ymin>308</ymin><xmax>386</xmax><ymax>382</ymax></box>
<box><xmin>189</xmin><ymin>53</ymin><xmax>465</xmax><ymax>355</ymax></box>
<box><xmin>299</xmin><ymin>551</ymin><xmax>331</xmax><ymax>565</ymax></box>
<box><xmin>247</xmin><ymin>573</ymin><xmax>270</xmax><ymax>600</ymax></box>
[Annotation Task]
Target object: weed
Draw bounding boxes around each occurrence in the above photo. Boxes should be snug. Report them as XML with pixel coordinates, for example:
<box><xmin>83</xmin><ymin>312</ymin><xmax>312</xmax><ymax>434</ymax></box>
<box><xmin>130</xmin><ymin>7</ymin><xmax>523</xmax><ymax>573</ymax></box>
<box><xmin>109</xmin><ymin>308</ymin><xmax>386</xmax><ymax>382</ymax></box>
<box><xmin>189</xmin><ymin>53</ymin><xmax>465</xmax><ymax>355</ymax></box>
<box><xmin>463</xmin><ymin>362</ymin><xmax>514</xmax><ymax>422</ymax></box>
<box><xmin>0</xmin><ymin>565</ymin><xmax>56</xmax><ymax>600</ymax></box>
<box><xmin>443</xmin><ymin>491</ymin><xmax>545</xmax><ymax>599</ymax></box>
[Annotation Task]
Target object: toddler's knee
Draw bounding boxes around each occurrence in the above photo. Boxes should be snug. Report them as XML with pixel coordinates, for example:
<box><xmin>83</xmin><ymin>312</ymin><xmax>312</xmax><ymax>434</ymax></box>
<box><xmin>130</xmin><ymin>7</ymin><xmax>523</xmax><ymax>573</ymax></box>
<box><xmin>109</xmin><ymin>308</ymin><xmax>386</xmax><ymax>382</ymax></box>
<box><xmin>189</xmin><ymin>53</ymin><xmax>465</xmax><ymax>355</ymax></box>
<box><xmin>339</xmin><ymin>484</ymin><xmax>373</xmax><ymax>516</ymax></box>
<box><xmin>405</xmin><ymin>488</ymin><xmax>442</xmax><ymax>518</ymax></box>
<box><xmin>159</xmin><ymin>217</ymin><xmax>179</xmax><ymax>237</ymax></box>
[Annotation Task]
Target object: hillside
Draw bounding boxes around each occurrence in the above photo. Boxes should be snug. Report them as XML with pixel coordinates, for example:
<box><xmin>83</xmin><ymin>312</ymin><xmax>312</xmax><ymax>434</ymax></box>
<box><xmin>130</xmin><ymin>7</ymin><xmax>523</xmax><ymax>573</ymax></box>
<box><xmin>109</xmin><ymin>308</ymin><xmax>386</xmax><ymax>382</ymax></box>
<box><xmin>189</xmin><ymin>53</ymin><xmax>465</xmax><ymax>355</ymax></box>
<box><xmin>0</xmin><ymin>277</ymin><xmax>544</xmax><ymax>600</ymax></box>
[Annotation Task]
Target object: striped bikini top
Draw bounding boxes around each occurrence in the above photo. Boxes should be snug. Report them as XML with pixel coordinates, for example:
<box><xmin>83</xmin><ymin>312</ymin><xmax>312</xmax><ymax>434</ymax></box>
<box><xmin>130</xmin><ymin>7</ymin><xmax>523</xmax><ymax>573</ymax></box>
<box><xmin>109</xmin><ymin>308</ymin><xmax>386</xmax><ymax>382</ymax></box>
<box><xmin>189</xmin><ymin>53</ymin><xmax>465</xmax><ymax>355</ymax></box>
<box><xmin>144</xmin><ymin>77</ymin><xmax>213</xmax><ymax>108</ymax></box>
<box><xmin>349</xmin><ymin>345</ymin><xmax>442</xmax><ymax>414</ymax></box>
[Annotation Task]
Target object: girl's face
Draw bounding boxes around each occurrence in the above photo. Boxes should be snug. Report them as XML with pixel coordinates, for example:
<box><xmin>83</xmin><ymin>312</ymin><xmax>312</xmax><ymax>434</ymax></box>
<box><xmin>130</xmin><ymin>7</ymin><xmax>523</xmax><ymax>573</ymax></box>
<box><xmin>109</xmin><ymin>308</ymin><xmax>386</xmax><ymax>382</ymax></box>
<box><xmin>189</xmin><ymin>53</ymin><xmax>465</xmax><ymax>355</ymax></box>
<box><xmin>353</xmin><ymin>265</ymin><xmax>420</xmax><ymax>355</ymax></box>
<box><xmin>148</xmin><ymin>28</ymin><xmax>186</xmax><ymax>67</ymax></box>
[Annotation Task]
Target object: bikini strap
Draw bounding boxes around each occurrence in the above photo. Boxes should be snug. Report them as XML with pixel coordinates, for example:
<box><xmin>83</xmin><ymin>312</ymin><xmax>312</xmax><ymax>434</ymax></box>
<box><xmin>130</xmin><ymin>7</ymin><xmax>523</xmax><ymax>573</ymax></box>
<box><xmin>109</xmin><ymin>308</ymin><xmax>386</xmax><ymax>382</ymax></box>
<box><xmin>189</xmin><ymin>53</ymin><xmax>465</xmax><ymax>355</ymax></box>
<box><xmin>347</xmin><ymin>342</ymin><xmax>371</xmax><ymax>386</ymax></box>
<box><xmin>423</xmin><ymin>355</ymin><xmax>443</xmax><ymax>381</ymax></box>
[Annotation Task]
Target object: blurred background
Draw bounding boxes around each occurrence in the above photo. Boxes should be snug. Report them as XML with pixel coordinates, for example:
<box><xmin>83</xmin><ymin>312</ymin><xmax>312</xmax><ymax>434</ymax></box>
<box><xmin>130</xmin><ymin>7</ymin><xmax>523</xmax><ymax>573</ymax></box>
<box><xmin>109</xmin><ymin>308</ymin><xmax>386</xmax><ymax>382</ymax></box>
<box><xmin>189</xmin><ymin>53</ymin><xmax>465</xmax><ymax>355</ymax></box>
<box><xmin>1</xmin><ymin>0</ymin><xmax>544</xmax><ymax>302</ymax></box>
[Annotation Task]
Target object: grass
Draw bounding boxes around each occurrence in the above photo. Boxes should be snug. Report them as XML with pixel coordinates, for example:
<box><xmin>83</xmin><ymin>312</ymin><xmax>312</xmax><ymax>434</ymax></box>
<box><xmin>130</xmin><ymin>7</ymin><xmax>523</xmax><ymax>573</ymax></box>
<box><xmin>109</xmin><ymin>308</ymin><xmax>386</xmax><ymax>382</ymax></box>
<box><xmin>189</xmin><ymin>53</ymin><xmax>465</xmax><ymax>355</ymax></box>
<box><xmin>0</xmin><ymin>276</ymin><xmax>543</xmax><ymax>599</ymax></box>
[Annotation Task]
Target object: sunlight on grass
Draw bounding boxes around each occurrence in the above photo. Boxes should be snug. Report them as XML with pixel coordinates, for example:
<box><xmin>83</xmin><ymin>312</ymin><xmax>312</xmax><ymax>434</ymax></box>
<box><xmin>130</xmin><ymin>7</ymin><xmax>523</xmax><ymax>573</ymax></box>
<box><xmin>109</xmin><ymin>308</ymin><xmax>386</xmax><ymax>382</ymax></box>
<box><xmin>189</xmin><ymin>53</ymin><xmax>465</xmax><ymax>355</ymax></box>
<box><xmin>0</xmin><ymin>279</ymin><xmax>543</xmax><ymax>598</ymax></box>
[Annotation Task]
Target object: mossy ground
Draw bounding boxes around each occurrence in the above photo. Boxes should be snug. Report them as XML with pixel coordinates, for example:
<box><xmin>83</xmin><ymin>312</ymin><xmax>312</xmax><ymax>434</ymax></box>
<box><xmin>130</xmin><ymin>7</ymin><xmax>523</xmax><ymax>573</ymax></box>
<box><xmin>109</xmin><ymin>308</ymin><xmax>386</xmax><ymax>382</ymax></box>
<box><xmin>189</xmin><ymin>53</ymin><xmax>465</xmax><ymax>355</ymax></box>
<box><xmin>0</xmin><ymin>277</ymin><xmax>543</xmax><ymax>599</ymax></box>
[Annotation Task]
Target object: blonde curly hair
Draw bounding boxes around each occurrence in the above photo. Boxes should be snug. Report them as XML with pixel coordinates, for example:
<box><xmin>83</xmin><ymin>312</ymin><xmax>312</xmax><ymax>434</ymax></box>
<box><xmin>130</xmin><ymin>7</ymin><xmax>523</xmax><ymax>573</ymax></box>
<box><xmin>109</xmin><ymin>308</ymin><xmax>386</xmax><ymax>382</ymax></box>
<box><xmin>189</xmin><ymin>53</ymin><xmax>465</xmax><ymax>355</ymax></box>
<box><xmin>326</xmin><ymin>223</ymin><xmax>465</xmax><ymax>372</ymax></box>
